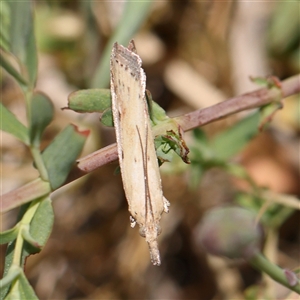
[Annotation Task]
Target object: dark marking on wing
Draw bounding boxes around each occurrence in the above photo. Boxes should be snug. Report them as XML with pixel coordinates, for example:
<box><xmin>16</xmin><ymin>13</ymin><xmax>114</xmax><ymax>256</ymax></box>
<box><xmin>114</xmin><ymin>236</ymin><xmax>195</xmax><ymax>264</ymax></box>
<box><xmin>136</xmin><ymin>125</ymin><xmax>155</xmax><ymax>224</ymax></box>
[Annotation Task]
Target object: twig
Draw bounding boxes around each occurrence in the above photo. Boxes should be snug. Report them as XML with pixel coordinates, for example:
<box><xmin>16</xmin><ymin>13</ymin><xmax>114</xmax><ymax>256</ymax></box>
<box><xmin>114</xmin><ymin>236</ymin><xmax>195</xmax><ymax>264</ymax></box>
<box><xmin>78</xmin><ymin>74</ymin><xmax>300</xmax><ymax>172</ymax></box>
<box><xmin>1</xmin><ymin>179</ymin><xmax>51</xmax><ymax>213</ymax></box>
<box><xmin>1</xmin><ymin>74</ymin><xmax>300</xmax><ymax>213</ymax></box>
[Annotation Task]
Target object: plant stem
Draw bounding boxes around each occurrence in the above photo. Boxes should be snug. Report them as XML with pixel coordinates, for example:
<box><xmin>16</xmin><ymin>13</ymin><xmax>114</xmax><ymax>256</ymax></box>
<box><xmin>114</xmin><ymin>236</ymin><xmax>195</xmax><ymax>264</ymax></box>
<box><xmin>30</xmin><ymin>146</ymin><xmax>49</xmax><ymax>181</ymax></box>
<box><xmin>12</xmin><ymin>230</ymin><xmax>24</xmax><ymax>266</ymax></box>
<box><xmin>77</xmin><ymin>74</ymin><xmax>300</xmax><ymax>173</ymax></box>
<box><xmin>11</xmin><ymin>200</ymin><xmax>40</xmax><ymax>266</ymax></box>
<box><xmin>24</xmin><ymin>86</ymin><xmax>49</xmax><ymax>181</ymax></box>
<box><xmin>249</xmin><ymin>252</ymin><xmax>300</xmax><ymax>294</ymax></box>
<box><xmin>2</xmin><ymin>74</ymin><xmax>300</xmax><ymax>212</ymax></box>
<box><xmin>174</xmin><ymin>74</ymin><xmax>300</xmax><ymax>132</ymax></box>
<box><xmin>21</xmin><ymin>199</ymin><xmax>41</xmax><ymax>224</ymax></box>
<box><xmin>1</xmin><ymin>178</ymin><xmax>51</xmax><ymax>213</ymax></box>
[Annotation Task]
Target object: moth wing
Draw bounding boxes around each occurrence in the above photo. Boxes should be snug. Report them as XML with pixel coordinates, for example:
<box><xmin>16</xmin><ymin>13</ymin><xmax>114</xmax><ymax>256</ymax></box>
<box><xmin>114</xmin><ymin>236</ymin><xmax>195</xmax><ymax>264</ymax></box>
<box><xmin>111</xmin><ymin>42</ymin><xmax>165</xmax><ymax>218</ymax></box>
<box><xmin>110</xmin><ymin>42</ymin><xmax>167</xmax><ymax>265</ymax></box>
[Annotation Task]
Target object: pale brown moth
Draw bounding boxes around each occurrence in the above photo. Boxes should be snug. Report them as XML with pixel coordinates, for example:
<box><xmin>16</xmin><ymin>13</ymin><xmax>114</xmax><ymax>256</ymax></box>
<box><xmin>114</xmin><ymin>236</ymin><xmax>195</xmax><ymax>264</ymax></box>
<box><xmin>110</xmin><ymin>40</ymin><xmax>169</xmax><ymax>266</ymax></box>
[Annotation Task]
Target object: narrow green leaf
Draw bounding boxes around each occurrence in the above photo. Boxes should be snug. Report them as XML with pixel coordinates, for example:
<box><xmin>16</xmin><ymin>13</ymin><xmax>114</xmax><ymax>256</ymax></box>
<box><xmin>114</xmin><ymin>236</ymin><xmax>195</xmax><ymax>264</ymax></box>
<box><xmin>0</xmin><ymin>52</ymin><xmax>28</xmax><ymax>85</ymax></box>
<box><xmin>193</xmin><ymin>128</ymin><xmax>208</xmax><ymax>144</ymax></box>
<box><xmin>24</xmin><ymin>25</ymin><xmax>37</xmax><ymax>86</ymax></box>
<box><xmin>100</xmin><ymin>107</ymin><xmax>113</xmax><ymax>127</ymax></box>
<box><xmin>1</xmin><ymin>241</ymin><xmax>16</xmax><ymax>300</ymax></box>
<box><xmin>268</xmin><ymin>1</ymin><xmax>300</xmax><ymax>55</ymax></box>
<box><xmin>91</xmin><ymin>1</ymin><xmax>152</xmax><ymax>88</ymax></box>
<box><xmin>29</xmin><ymin>92</ymin><xmax>54</xmax><ymax>146</ymax></box>
<box><xmin>0</xmin><ymin>198</ymin><xmax>53</xmax><ymax>299</ymax></box>
<box><xmin>0</xmin><ymin>225</ymin><xmax>19</xmax><ymax>245</ymax></box>
<box><xmin>18</xmin><ymin>272</ymin><xmax>39</xmax><ymax>300</ymax></box>
<box><xmin>67</xmin><ymin>89</ymin><xmax>111</xmax><ymax>113</ymax></box>
<box><xmin>7</xmin><ymin>1</ymin><xmax>37</xmax><ymax>86</ymax></box>
<box><xmin>189</xmin><ymin>129</ymin><xmax>213</xmax><ymax>165</ymax></box>
<box><xmin>0</xmin><ymin>1</ymin><xmax>10</xmax><ymax>52</ymax></box>
<box><xmin>259</xmin><ymin>101</ymin><xmax>283</xmax><ymax>131</ymax></box>
<box><xmin>24</xmin><ymin>197</ymin><xmax>54</xmax><ymax>254</ymax></box>
<box><xmin>146</xmin><ymin>90</ymin><xmax>169</xmax><ymax>125</ymax></box>
<box><xmin>42</xmin><ymin>124</ymin><xmax>89</xmax><ymax>190</ymax></box>
<box><xmin>0</xmin><ymin>103</ymin><xmax>29</xmax><ymax>144</ymax></box>
<box><xmin>210</xmin><ymin>112</ymin><xmax>260</xmax><ymax>160</ymax></box>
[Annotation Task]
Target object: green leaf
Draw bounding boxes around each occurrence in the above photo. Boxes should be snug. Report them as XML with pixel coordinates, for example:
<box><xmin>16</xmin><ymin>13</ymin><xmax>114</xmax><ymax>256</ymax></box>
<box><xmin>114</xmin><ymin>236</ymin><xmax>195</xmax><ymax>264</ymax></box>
<box><xmin>146</xmin><ymin>90</ymin><xmax>191</xmax><ymax>164</ymax></box>
<box><xmin>0</xmin><ymin>198</ymin><xmax>53</xmax><ymax>299</ymax></box>
<box><xmin>1</xmin><ymin>241</ymin><xmax>16</xmax><ymax>300</ymax></box>
<box><xmin>234</xmin><ymin>192</ymin><xmax>294</xmax><ymax>230</ymax></box>
<box><xmin>17</xmin><ymin>272</ymin><xmax>39</xmax><ymax>300</ymax></box>
<box><xmin>193</xmin><ymin>128</ymin><xmax>208</xmax><ymax>145</ymax></box>
<box><xmin>0</xmin><ymin>52</ymin><xmax>28</xmax><ymax>86</ymax></box>
<box><xmin>210</xmin><ymin>112</ymin><xmax>260</xmax><ymax>160</ymax></box>
<box><xmin>250</xmin><ymin>76</ymin><xmax>272</xmax><ymax>87</ymax></box>
<box><xmin>0</xmin><ymin>225</ymin><xmax>19</xmax><ymax>245</ymax></box>
<box><xmin>91</xmin><ymin>1</ymin><xmax>152</xmax><ymax>88</ymax></box>
<box><xmin>6</xmin><ymin>1</ymin><xmax>37</xmax><ymax>86</ymax></box>
<box><xmin>259</xmin><ymin>101</ymin><xmax>283</xmax><ymax>131</ymax></box>
<box><xmin>2</xmin><ymin>271</ymin><xmax>37</xmax><ymax>300</ymax></box>
<box><xmin>188</xmin><ymin>114</ymin><xmax>260</xmax><ymax>189</ymax></box>
<box><xmin>146</xmin><ymin>90</ymin><xmax>169</xmax><ymax>125</ymax></box>
<box><xmin>29</xmin><ymin>92</ymin><xmax>54</xmax><ymax>147</ymax></box>
<box><xmin>250</xmin><ymin>75</ymin><xmax>282</xmax><ymax>89</ymax></box>
<box><xmin>189</xmin><ymin>129</ymin><xmax>222</xmax><ymax>188</ymax></box>
<box><xmin>24</xmin><ymin>197</ymin><xmax>54</xmax><ymax>254</ymax></box>
<box><xmin>268</xmin><ymin>1</ymin><xmax>300</xmax><ymax>55</ymax></box>
<box><xmin>67</xmin><ymin>89</ymin><xmax>111</xmax><ymax>113</ymax></box>
<box><xmin>0</xmin><ymin>103</ymin><xmax>29</xmax><ymax>144</ymax></box>
<box><xmin>67</xmin><ymin>89</ymin><xmax>113</xmax><ymax>126</ymax></box>
<box><xmin>100</xmin><ymin>107</ymin><xmax>114</xmax><ymax>127</ymax></box>
<box><xmin>42</xmin><ymin>124</ymin><xmax>89</xmax><ymax>190</ymax></box>
<box><xmin>146</xmin><ymin>93</ymin><xmax>190</xmax><ymax>164</ymax></box>
<box><xmin>0</xmin><ymin>1</ymin><xmax>10</xmax><ymax>52</ymax></box>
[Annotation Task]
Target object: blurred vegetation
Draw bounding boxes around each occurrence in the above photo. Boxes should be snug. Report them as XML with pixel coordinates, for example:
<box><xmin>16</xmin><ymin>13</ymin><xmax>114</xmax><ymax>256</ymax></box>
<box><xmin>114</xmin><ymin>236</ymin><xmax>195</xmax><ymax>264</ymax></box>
<box><xmin>1</xmin><ymin>1</ymin><xmax>299</xmax><ymax>299</ymax></box>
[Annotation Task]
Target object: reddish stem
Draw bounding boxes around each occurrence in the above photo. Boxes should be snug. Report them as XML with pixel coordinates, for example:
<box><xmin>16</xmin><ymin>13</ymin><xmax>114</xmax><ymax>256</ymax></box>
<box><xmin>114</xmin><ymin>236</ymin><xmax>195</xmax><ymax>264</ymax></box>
<box><xmin>78</xmin><ymin>74</ymin><xmax>300</xmax><ymax>173</ymax></box>
<box><xmin>1</xmin><ymin>74</ymin><xmax>300</xmax><ymax>213</ymax></box>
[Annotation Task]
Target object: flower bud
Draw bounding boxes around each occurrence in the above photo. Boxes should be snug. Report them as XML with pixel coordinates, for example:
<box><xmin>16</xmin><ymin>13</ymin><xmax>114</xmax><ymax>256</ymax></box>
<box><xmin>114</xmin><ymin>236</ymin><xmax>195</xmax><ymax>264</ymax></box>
<box><xmin>195</xmin><ymin>206</ymin><xmax>263</xmax><ymax>260</ymax></box>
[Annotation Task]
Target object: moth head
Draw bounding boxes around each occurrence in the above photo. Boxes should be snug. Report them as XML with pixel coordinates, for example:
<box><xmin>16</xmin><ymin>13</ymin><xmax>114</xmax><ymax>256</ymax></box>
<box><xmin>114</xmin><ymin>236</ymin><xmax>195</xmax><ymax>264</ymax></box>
<box><xmin>139</xmin><ymin>225</ymin><xmax>162</xmax><ymax>238</ymax></box>
<box><xmin>139</xmin><ymin>227</ymin><xmax>146</xmax><ymax>238</ymax></box>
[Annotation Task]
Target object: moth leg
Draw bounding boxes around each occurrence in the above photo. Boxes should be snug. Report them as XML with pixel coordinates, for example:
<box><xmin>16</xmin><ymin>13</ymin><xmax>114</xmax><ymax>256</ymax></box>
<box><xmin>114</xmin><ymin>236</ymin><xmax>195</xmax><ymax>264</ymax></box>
<box><xmin>163</xmin><ymin>197</ymin><xmax>170</xmax><ymax>213</ymax></box>
<box><xmin>130</xmin><ymin>216</ymin><xmax>137</xmax><ymax>228</ymax></box>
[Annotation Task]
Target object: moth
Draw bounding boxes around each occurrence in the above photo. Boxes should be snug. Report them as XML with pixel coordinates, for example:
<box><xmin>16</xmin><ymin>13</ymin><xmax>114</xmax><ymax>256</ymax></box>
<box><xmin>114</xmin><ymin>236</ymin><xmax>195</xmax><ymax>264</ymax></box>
<box><xmin>110</xmin><ymin>40</ymin><xmax>169</xmax><ymax>266</ymax></box>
